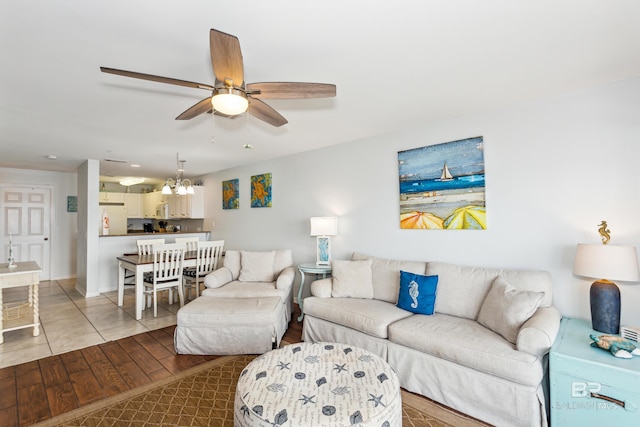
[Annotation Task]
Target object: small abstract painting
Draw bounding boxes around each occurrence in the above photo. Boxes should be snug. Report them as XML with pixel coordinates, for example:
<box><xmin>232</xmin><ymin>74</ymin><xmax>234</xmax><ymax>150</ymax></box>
<box><xmin>251</xmin><ymin>173</ymin><xmax>272</xmax><ymax>208</ymax></box>
<box><xmin>398</xmin><ymin>136</ymin><xmax>486</xmax><ymax>230</ymax></box>
<box><xmin>222</xmin><ymin>179</ymin><xmax>239</xmax><ymax>210</ymax></box>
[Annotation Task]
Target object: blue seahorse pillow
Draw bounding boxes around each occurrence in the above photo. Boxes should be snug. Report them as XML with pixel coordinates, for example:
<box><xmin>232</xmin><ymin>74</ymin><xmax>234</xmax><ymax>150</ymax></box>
<box><xmin>396</xmin><ymin>270</ymin><xmax>438</xmax><ymax>315</ymax></box>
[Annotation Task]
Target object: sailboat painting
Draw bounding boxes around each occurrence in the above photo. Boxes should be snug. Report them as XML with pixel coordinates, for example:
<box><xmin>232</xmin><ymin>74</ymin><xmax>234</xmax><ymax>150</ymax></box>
<box><xmin>398</xmin><ymin>136</ymin><xmax>486</xmax><ymax>230</ymax></box>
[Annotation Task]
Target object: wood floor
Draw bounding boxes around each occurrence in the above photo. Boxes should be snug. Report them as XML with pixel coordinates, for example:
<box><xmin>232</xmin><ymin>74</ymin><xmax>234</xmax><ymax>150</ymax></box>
<box><xmin>0</xmin><ymin>307</ymin><xmax>304</xmax><ymax>427</ymax></box>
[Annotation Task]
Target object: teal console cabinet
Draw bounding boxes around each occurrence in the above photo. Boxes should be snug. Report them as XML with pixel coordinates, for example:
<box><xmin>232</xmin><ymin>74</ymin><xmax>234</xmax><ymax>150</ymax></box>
<box><xmin>550</xmin><ymin>317</ymin><xmax>640</xmax><ymax>426</ymax></box>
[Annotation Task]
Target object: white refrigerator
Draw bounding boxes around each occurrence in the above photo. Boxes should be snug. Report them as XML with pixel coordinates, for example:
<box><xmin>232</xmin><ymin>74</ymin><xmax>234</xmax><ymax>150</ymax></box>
<box><xmin>99</xmin><ymin>205</ymin><xmax>128</xmax><ymax>235</ymax></box>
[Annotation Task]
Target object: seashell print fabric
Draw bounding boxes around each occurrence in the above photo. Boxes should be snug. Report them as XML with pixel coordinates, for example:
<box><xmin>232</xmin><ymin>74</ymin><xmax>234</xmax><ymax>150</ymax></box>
<box><xmin>234</xmin><ymin>342</ymin><xmax>402</xmax><ymax>426</ymax></box>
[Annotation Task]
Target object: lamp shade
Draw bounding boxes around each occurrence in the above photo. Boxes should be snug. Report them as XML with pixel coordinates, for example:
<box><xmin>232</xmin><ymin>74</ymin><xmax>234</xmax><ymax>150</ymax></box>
<box><xmin>573</xmin><ymin>244</ymin><xmax>640</xmax><ymax>282</ymax></box>
<box><xmin>310</xmin><ymin>217</ymin><xmax>338</xmax><ymax>236</ymax></box>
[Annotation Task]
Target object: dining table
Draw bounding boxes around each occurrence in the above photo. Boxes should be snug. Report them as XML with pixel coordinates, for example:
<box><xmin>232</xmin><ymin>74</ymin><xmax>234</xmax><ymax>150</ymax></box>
<box><xmin>117</xmin><ymin>251</ymin><xmax>198</xmax><ymax>320</ymax></box>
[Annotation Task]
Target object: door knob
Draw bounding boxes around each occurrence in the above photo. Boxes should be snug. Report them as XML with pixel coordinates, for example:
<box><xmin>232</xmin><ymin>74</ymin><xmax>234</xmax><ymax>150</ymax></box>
<box><xmin>44</xmin><ymin>237</ymin><xmax>49</xmax><ymax>241</ymax></box>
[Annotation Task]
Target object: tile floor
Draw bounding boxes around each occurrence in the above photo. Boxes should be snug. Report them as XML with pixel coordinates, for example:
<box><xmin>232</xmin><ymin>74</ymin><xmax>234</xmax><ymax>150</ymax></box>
<box><xmin>0</xmin><ymin>278</ymin><xmax>182</xmax><ymax>369</ymax></box>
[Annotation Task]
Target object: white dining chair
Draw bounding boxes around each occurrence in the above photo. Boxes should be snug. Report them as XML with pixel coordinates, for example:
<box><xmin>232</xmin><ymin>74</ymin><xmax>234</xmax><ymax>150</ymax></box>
<box><xmin>135</xmin><ymin>238</ymin><xmax>173</xmax><ymax>301</ymax></box>
<box><xmin>174</xmin><ymin>237</ymin><xmax>199</xmax><ymax>252</ymax></box>
<box><xmin>143</xmin><ymin>243</ymin><xmax>186</xmax><ymax>317</ymax></box>
<box><xmin>137</xmin><ymin>238</ymin><xmax>166</xmax><ymax>255</ymax></box>
<box><xmin>183</xmin><ymin>240</ymin><xmax>224</xmax><ymax>300</ymax></box>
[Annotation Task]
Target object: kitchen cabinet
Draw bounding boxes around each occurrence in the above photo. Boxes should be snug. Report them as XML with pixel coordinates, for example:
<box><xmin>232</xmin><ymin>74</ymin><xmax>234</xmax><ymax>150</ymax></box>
<box><xmin>168</xmin><ymin>186</ymin><xmax>204</xmax><ymax>219</ymax></box>
<box><xmin>99</xmin><ymin>192</ymin><xmax>125</xmax><ymax>204</ymax></box>
<box><xmin>190</xmin><ymin>186</ymin><xmax>205</xmax><ymax>218</ymax></box>
<box><xmin>169</xmin><ymin>193</ymin><xmax>190</xmax><ymax>218</ymax></box>
<box><xmin>143</xmin><ymin>191</ymin><xmax>165</xmax><ymax>218</ymax></box>
<box><xmin>124</xmin><ymin>193</ymin><xmax>143</xmax><ymax>218</ymax></box>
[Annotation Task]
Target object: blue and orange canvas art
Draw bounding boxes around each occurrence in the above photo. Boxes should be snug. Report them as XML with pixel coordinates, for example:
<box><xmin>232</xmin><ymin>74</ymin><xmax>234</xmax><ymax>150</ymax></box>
<box><xmin>251</xmin><ymin>173</ymin><xmax>272</xmax><ymax>208</ymax></box>
<box><xmin>222</xmin><ymin>179</ymin><xmax>239</xmax><ymax>210</ymax></box>
<box><xmin>398</xmin><ymin>136</ymin><xmax>486</xmax><ymax>229</ymax></box>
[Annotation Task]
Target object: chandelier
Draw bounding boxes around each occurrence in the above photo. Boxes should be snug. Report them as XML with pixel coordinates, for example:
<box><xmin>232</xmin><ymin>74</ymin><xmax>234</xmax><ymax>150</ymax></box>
<box><xmin>162</xmin><ymin>153</ymin><xmax>195</xmax><ymax>196</ymax></box>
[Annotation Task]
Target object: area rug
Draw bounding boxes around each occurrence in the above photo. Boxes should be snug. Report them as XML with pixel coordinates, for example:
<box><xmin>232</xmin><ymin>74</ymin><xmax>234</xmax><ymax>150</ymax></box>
<box><xmin>35</xmin><ymin>354</ymin><xmax>486</xmax><ymax>427</ymax></box>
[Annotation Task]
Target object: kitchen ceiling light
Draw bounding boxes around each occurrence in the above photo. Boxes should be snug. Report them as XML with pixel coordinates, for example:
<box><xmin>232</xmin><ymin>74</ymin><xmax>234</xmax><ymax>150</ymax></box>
<box><xmin>211</xmin><ymin>87</ymin><xmax>248</xmax><ymax>115</ymax></box>
<box><xmin>119</xmin><ymin>177</ymin><xmax>145</xmax><ymax>186</ymax></box>
<box><xmin>163</xmin><ymin>153</ymin><xmax>194</xmax><ymax>196</ymax></box>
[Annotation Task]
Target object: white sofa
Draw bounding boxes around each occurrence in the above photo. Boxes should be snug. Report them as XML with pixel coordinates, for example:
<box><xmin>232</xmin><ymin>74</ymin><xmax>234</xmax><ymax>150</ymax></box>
<box><xmin>302</xmin><ymin>252</ymin><xmax>561</xmax><ymax>427</ymax></box>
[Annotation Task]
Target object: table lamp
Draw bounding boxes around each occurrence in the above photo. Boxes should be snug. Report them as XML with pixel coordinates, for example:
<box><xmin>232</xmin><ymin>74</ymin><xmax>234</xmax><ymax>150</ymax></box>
<box><xmin>572</xmin><ymin>221</ymin><xmax>640</xmax><ymax>334</ymax></box>
<box><xmin>310</xmin><ymin>217</ymin><xmax>338</xmax><ymax>265</ymax></box>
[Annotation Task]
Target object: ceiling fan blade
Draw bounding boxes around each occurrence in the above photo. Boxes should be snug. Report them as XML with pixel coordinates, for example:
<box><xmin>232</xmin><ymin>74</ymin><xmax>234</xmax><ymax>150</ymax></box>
<box><xmin>100</xmin><ymin>67</ymin><xmax>214</xmax><ymax>90</ymax></box>
<box><xmin>248</xmin><ymin>97</ymin><xmax>288</xmax><ymax>127</ymax></box>
<box><xmin>210</xmin><ymin>29</ymin><xmax>244</xmax><ymax>88</ymax></box>
<box><xmin>246</xmin><ymin>82</ymin><xmax>336</xmax><ymax>99</ymax></box>
<box><xmin>176</xmin><ymin>97</ymin><xmax>213</xmax><ymax>120</ymax></box>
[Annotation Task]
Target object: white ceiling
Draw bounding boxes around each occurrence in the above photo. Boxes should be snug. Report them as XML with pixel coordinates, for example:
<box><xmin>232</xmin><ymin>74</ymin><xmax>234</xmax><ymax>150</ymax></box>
<box><xmin>2</xmin><ymin>1</ymin><xmax>640</xmax><ymax>183</ymax></box>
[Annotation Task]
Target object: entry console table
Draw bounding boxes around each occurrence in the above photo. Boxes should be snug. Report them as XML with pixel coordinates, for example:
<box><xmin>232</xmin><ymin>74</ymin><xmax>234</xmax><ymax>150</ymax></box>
<box><xmin>0</xmin><ymin>261</ymin><xmax>41</xmax><ymax>344</ymax></box>
<box><xmin>297</xmin><ymin>263</ymin><xmax>331</xmax><ymax>321</ymax></box>
<box><xmin>550</xmin><ymin>317</ymin><xmax>640</xmax><ymax>426</ymax></box>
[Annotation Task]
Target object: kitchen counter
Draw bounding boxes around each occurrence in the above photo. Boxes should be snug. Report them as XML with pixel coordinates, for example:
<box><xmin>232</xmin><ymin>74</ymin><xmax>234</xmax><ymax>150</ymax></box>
<box><xmin>100</xmin><ymin>231</ymin><xmax>208</xmax><ymax>237</ymax></box>
<box><xmin>97</xmin><ymin>231</ymin><xmax>211</xmax><ymax>294</ymax></box>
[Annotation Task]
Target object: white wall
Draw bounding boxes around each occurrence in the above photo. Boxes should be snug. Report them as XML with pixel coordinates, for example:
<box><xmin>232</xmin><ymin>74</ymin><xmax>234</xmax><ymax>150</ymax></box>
<box><xmin>0</xmin><ymin>167</ymin><xmax>77</xmax><ymax>280</ymax></box>
<box><xmin>202</xmin><ymin>76</ymin><xmax>640</xmax><ymax>327</ymax></box>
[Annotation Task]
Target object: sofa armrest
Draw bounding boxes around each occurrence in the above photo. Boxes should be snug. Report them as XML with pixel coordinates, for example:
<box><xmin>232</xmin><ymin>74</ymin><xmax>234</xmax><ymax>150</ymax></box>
<box><xmin>203</xmin><ymin>267</ymin><xmax>233</xmax><ymax>289</ymax></box>
<box><xmin>516</xmin><ymin>306</ymin><xmax>562</xmax><ymax>357</ymax></box>
<box><xmin>310</xmin><ymin>278</ymin><xmax>333</xmax><ymax>298</ymax></box>
<box><xmin>276</xmin><ymin>266</ymin><xmax>296</xmax><ymax>290</ymax></box>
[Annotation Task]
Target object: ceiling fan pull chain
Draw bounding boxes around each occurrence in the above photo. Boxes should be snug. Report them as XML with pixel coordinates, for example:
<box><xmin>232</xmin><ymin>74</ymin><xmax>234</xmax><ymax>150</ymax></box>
<box><xmin>211</xmin><ymin>110</ymin><xmax>215</xmax><ymax>143</ymax></box>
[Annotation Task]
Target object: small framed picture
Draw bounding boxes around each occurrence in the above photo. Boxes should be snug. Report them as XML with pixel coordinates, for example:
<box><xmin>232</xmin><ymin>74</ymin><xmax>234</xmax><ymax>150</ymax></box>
<box><xmin>67</xmin><ymin>196</ymin><xmax>77</xmax><ymax>212</ymax></box>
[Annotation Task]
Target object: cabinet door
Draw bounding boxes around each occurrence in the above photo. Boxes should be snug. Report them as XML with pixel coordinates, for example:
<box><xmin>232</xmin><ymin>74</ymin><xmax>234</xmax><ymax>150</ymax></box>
<box><xmin>99</xmin><ymin>192</ymin><xmax>125</xmax><ymax>204</ymax></box>
<box><xmin>189</xmin><ymin>186</ymin><xmax>205</xmax><ymax>218</ymax></box>
<box><xmin>124</xmin><ymin>193</ymin><xmax>143</xmax><ymax>218</ymax></box>
<box><xmin>143</xmin><ymin>192</ymin><xmax>160</xmax><ymax>218</ymax></box>
<box><xmin>168</xmin><ymin>194</ymin><xmax>179</xmax><ymax>218</ymax></box>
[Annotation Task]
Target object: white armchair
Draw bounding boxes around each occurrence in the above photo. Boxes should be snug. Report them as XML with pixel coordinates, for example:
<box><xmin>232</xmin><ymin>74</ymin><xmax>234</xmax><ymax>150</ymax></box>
<box><xmin>202</xmin><ymin>249</ymin><xmax>295</xmax><ymax>321</ymax></box>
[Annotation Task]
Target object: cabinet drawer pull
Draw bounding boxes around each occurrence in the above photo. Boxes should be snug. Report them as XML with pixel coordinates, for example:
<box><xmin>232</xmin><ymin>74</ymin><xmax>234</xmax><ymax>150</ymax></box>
<box><xmin>591</xmin><ymin>392</ymin><xmax>625</xmax><ymax>408</ymax></box>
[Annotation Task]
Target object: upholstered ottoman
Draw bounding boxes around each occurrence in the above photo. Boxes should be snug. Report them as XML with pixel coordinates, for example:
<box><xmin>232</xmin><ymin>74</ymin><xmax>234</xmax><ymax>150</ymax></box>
<box><xmin>234</xmin><ymin>342</ymin><xmax>402</xmax><ymax>427</ymax></box>
<box><xmin>174</xmin><ymin>296</ymin><xmax>284</xmax><ymax>355</ymax></box>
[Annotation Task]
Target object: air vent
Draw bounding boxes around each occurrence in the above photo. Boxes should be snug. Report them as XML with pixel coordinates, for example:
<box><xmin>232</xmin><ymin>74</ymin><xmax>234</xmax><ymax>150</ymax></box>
<box><xmin>621</xmin><ymin>326</ymin><xmax>640</xmax><ymax>342</ymax></box>
<box><xmin>104</xmin><ymin>158</ymin><xmax>128</xmax><ymax>163</ymax></box>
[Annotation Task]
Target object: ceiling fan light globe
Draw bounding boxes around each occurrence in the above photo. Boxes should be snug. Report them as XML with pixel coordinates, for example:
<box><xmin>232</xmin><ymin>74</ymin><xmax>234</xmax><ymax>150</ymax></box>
<box><xmin>177</xmin><ymin>185</ymin><xmax>187</xmax><ymax>196</ymax></box>
<box><xmin>186</xmin><ymin>186</ymin><xmax>195</xmax><ymax>195</ymax></box>
<box><xmin>161</xmin><ymin>183</ymin><xmax>172</xmax><ymax>195</ymax></box>
<box><xmin>211</xmin><ymin>88</ymin><xmax>248</xmax><ymax>115</ymax></box>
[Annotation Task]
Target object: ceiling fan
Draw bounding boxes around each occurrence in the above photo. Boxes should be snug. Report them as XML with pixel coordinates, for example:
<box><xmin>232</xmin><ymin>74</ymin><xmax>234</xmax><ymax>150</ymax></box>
<box><xmin>100</xmin><ymin>28</ymin><xmax>336</xmax><ymax>127</ymax></box>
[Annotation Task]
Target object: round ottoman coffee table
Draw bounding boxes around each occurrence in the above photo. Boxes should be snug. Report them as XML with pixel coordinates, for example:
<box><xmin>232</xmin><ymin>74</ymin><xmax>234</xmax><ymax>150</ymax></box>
<box><xmin>234</xmin><ymin>342</ymin><xmax>401</xmax><ymax>427</ymax></box>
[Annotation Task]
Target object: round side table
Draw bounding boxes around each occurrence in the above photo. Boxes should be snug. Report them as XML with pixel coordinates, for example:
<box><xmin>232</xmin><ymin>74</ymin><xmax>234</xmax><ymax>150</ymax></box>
<box><xmin>297</xmin><ymin>263</ymin><xmax>332</xmax><ymax>321</ymax></box>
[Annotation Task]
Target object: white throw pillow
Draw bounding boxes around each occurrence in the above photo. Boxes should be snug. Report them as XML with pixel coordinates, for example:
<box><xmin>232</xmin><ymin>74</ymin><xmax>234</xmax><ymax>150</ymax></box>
<box><xmin>238</xmin><ymin>251</ymin><xmax>276</xmax><ymax>282</ymax></box>
<box><xmin>477</xmin><ymin>275</ymin><xmax>544</xmax><ymax>344</ymax></box>
<box><xmin>331</xmin><ymin>259</ymin><xmax>374</xmax><ymax>299</ymax></box>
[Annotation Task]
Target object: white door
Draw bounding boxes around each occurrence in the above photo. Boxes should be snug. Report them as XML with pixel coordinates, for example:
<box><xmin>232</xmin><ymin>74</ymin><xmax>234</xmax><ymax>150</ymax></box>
<box><xmin>0</xmin><ymin>186</ymin><xmax>51</xmax><ymax>279</ymax></box>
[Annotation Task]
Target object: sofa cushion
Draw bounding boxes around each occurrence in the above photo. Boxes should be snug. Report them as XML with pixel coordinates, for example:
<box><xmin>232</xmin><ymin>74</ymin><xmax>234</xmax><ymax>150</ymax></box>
<box><xmin>201</xmin><ymin>280</ymin><xmax>289</xmax><ymax>301</ymax></box>
<box><xmin>388</xmin><ymin>313</ymin><xmax>543</xmax><ymax>386</ymax></box>
<box><xmin>426</xmin><ymin>262</ymin><xmax>553</xmax><ymax>320</ymax></box>
<box><xmin>478</xmin><ymin>276</ymin><xmax>544</xmax><ymax>344</ymax></box>
<box><xmin>303</xmin><ymin>296</ymin><xmax>413</xmax><ymax>339</ymax></box>
<box><xmin>239</xmin><ymin>251</ymin><xmax>275</xmax><ymax>282</ymax></box>
<box><xmin>396</xmin><ymin>271</ymin><xmax>438</xmax><ymax>315</ymax></box>
<box><xmin>352</xmin><ymin>252</ymin><xmax>427</xmax><ymax>303</ymax></box>
<box><xmin>331</xmin><ymin>259</ymin><xmax>374</xmax><ymax>299</ymax></box>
